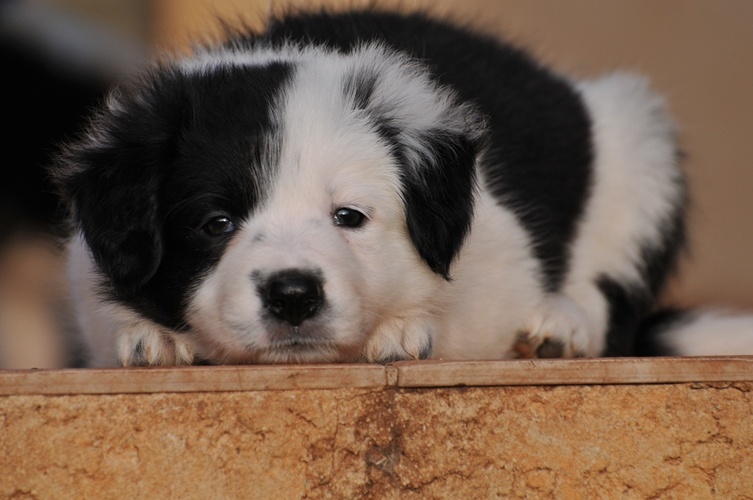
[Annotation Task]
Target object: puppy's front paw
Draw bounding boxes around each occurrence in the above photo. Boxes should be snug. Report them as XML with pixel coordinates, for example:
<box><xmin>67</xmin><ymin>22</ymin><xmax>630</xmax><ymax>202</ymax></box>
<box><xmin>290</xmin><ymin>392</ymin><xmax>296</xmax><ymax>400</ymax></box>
<box><xmin>117</xmin><ymin>324</ymin><xmax>195</xmax><ymax>366</ymax></box>
<box><xmin>361</xmin><ymin>317</ymin><xmax>435</xmax><ymax>363</ymax></box>
<box><xmin>514</xmin><ymin>295</ymin><xmax>594</xmax><ymax>359</ymax></box>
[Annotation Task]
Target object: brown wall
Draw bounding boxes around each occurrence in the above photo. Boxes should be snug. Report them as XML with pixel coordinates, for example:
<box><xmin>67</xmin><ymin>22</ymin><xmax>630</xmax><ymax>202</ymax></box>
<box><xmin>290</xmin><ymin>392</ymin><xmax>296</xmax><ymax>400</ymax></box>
<box><xmin>152</xmin><ymin>0</ymin><xmax>753</xmax><ymax>310</ymax></box>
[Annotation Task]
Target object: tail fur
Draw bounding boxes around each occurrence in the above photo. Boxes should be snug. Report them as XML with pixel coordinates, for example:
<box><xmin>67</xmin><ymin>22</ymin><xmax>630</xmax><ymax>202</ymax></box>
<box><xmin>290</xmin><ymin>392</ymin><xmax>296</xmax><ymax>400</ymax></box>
<box><xmin>636</xmin><ymin>309</ymin><xmax>753</xmax><ymax>356</ymax></box>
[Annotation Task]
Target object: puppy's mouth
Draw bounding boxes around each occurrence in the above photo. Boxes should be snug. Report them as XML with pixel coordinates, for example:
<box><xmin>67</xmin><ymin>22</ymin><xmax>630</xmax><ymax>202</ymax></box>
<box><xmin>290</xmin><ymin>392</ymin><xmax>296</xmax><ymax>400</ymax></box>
<box><xmin>194</xmin><ymin>320</ymin><xmax>362</xmax><ymax>364</ymax></box>
<box><xmin>257</xmin><ymin>343</ymin><xmax>345</xmax><ymax>364</ymax></box>
<box><xmin>254</xmin><ymin>325</ymin><xmax>363</xmax><ymax>363</ymax></box>
<box><xmin>269</xmin><ymin>327</ymin><xmax>331</xmax><ymax>350</ymax></box>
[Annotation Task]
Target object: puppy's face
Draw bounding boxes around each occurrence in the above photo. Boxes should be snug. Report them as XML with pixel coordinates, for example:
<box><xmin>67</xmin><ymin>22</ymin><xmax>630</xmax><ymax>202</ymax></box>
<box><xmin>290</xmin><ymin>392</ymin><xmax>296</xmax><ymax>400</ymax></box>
<box><xmin>55</xmin><ymin>45</ymin><xmax>485</xmax><ymax>363</ymax></box>
<box><xmin>185</xmin><ymin>102</ymin><xmax>435</xmax><ymax>363</ymax></box>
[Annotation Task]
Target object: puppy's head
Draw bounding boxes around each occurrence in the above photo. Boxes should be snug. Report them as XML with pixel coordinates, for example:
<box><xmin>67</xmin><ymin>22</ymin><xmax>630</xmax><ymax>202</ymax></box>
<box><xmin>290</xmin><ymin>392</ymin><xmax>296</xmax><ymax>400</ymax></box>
<box><xmin>54</xmin><ymin>44</ymin><xmax>487</xmax><ymax>363</ymax></box>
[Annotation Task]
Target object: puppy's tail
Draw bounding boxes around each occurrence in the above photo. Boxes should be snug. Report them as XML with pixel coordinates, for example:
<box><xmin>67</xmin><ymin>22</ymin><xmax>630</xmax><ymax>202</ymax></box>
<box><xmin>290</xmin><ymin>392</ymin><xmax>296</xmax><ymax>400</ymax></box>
<box><xmin>636</xmin><ymin>309</ymin><xmax>753</xmax><ymax>356</ymax></box>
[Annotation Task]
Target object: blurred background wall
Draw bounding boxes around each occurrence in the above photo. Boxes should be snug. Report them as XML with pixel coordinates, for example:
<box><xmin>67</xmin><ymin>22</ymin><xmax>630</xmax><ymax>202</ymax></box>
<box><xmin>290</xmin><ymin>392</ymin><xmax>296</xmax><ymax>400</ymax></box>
<box><xmin>1</xmin><ymin>0</ymin><xmax>752</xmax><ymax>367</ymax></box>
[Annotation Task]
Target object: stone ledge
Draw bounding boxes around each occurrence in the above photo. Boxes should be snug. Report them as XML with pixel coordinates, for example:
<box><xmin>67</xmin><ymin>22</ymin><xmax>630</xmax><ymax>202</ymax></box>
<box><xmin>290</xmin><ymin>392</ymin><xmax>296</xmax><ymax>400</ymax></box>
<box><xmin>2</xmin><ymin>358</ymin><xmax>752</xmax><ymax>497</ymax></box>
<box><xmin>1</xmin><ymin>356</ymin><xmax>752</xmax><ymax>395</ymax></box>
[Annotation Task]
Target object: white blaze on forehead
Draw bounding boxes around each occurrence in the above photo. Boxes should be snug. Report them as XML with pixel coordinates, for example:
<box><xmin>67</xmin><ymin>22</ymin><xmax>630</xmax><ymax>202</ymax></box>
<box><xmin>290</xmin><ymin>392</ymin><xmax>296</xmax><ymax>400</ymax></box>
<box><xmin>269</xmin><ymin>48</ymin><xmax>404</xmax><ymax>224</ymax></box>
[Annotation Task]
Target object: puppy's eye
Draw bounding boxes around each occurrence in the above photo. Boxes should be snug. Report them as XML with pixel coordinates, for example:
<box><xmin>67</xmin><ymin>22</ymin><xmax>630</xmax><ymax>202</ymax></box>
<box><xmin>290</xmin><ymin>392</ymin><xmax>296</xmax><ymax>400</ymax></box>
<box><xmin>203</xmin><ymin>216</ymin><xmax>236</xmax><ymax>236</ymax></box>
<box><xmin>333</xmin><ymin>207</ymin><xmax>366</xmax><ymax>228</ymax></box>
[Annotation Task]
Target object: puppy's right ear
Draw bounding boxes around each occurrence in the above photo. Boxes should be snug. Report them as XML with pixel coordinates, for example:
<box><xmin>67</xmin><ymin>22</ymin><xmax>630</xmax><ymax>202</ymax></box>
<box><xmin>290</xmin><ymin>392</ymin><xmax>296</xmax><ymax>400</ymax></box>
<box><xmin>53</xmin><ymin>82</ymin><xmax>178</xmax><ymax>296</ymax></box>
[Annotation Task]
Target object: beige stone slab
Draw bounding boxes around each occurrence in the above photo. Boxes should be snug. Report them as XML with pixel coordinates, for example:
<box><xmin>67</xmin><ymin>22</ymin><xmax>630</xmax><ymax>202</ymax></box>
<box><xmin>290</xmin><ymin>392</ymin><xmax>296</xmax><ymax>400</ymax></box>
<box><xmin>2</xmin><ymin>359</ymin><xmax>753</xmax><ymax>496</ymax></box>
<box><xmin>1</xmin><ymin>389</ymin><xmax>383</xmax><ymax>498</ymax></box>
<box><xmin>2</xmin><ymin>383</ymin><xmax>752</xmax><ymax>497</ymax></box>
<box><xmin>389</xmin><ymin>383</ymin><xmax>753</xmax><ymax>497</ymax></box>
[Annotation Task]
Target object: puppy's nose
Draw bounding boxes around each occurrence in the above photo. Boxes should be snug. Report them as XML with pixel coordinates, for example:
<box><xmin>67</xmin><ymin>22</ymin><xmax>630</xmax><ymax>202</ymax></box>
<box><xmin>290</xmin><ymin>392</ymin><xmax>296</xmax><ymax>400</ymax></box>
<box><xmin>261</xmin><ymin>271</ymin><xmax>324</xmax><ymax>326</ymax></box>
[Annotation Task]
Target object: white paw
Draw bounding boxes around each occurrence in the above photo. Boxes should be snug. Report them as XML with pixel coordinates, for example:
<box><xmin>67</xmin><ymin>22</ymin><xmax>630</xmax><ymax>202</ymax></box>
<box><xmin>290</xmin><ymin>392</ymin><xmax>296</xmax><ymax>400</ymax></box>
<box><xmin>514</xmin><ymin>295</ymin><xmax>595</xmax><ymax>359</ymax></box>
<box><xmin>117</xmin><ymin>323</ymin><xmax>196</xmax><ymax>366</ymax></box>
<box><xmin>361</xmin><ymin>317</ymin><xmax>435</xmax><ymax>363</ymax></box>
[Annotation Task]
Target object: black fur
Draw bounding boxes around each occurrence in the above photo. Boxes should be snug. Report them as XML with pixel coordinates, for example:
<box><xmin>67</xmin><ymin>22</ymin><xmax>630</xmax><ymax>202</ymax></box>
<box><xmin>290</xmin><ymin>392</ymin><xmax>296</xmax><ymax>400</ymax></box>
<box><xmin>598</xmin><ymin>277</ymin><xmax>653</xmax><ymax>356</ymax></box>
<box><xmin>634</xmin><ymin>309</ymin><xmax>691</xmax><ymax>356</ymax></box>
<box><xmin>399</xmin><ymin>132</ymin><xmax>480</xmax><ymax>279</ymax></box>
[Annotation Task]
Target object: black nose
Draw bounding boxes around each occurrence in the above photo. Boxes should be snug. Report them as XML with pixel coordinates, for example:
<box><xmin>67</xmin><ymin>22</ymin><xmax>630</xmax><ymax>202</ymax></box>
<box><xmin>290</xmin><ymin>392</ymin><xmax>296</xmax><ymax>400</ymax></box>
<box><xmin>260</xmin><ymin>271</ymin><xmax>324</xmax><ymax>326</ymax></box>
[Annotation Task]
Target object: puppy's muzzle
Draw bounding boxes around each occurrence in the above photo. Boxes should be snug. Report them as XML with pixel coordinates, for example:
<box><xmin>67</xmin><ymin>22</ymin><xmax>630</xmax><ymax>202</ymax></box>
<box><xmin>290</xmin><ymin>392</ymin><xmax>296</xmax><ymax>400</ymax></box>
<box><xmin>259</xmin><ymin>270</ymin><xmax>324</xmax><ymax>326</ymax></box>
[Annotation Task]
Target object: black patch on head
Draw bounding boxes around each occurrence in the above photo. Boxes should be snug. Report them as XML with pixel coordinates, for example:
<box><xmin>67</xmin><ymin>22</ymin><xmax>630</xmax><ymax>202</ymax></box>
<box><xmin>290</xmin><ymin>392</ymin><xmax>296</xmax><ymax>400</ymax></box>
<box><xmin>54</xmin><ymin>61</ymin><xmax>293</xmax><ymax>328</ymax></box>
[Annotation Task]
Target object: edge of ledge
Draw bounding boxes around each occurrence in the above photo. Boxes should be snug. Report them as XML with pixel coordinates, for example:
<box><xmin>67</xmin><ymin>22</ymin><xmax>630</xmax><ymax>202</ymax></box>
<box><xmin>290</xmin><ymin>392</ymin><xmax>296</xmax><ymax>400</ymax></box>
<box><xmin>1</xmin><ymin>357</ymin><xmax>752</xmax><ymax>396</ymax></box>
<box><xmin>393</xmin><ymin>356</ymin><xmax>753</xmax><ymax>387</ymax></box>
<box><xmin>0</xmin><ymin>364</ymin><xmax>387</xmax><ymax>395</ymax></box>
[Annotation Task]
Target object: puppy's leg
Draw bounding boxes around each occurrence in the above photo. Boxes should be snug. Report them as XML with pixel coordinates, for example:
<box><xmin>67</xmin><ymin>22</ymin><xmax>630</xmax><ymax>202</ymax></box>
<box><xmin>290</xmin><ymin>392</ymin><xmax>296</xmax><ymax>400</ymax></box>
<box><xmin>117</xmin><ymin>322</ymin><xmax>195</xmax><ymax>366</ymax></box>
<box><xmin>361</xmin><ymin>316</ymin><xmax>435</xmax><ymax>363</ymax></box>
<box><xmin>514</xmin><ymin>295</ymin><xmax>597</xmax><ymax>358</ymax></box>
<box><xmin>512</xmin><ymin>74</ymin><xmax>685</xmax><ymax>359</ymax></box>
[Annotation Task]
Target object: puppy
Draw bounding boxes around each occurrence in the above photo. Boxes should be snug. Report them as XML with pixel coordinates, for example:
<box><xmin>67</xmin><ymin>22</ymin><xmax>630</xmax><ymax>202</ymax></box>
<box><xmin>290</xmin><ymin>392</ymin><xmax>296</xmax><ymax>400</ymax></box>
<box><xmin>53</xmin><ymin>10</ymin><xmax>753</xmax><ymax>366</ymax></box>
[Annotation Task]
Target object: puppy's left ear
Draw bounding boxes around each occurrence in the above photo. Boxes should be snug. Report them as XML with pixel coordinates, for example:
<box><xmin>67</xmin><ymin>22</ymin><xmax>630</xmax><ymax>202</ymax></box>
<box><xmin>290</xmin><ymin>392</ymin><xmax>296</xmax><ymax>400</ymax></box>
<box><xmin>348</xmin><ymin>48</ymin><xmax>488</xmax><ymax>280</ymax></box>
<box><xmin>398</xmin><ymin>128</ymin><xmax>484</xmax><ymax>280</ymax></box>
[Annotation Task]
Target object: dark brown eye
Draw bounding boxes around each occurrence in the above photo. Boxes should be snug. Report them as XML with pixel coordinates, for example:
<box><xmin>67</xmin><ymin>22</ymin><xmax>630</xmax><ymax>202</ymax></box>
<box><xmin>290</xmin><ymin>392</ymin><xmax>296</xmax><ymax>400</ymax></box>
<box><xmin>333</xmin><ymin>207</ymin><xmax>366</xmax><ymax>228</ymax></box>
<box><xmin>203</xmin><ymin>216</ymin><xmax>236</xmax><ymax>236</ymax></box>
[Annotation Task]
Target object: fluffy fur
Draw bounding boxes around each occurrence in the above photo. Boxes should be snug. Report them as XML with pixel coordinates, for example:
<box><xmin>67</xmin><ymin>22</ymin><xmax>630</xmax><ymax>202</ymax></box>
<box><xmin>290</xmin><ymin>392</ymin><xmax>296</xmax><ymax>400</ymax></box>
<box><xmin>53</xmin><ymin>10</ymin><xmax>753</xmax><ymax>367</ymax></box>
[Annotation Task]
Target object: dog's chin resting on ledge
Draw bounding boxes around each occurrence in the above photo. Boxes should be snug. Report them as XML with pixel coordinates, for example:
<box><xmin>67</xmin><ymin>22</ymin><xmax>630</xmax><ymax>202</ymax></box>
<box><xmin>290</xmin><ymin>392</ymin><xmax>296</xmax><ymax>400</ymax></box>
<box><xmin>52</xmin><ymin>9</ymin><xmax>753</xmax><ymax>367</ymax></box>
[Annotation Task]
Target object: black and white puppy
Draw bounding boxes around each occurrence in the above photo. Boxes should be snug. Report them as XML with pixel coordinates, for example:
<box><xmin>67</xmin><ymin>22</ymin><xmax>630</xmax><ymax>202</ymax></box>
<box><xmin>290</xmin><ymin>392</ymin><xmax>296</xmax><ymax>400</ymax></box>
<box><xmin>53</xmin><ymin>10</ymin><xmax>753</xmax><ymax>366</ymax></box>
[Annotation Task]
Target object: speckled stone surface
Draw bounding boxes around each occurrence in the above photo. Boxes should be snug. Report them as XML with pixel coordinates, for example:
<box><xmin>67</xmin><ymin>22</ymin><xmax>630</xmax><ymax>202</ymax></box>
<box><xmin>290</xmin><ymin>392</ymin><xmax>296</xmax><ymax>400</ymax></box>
<box><xmin>2</xmin><ymin>381</ymin><xmax>752</xmax><ymax>497</ymax></box>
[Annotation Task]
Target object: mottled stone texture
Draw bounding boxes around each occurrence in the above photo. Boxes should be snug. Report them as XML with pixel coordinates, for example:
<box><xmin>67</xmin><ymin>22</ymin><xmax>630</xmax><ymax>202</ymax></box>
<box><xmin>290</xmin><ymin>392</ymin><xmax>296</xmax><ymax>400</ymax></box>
<box><xmin>2</xmin><ymin>383</ymin><xmax>752</xmax><ymax>497</ymax></box>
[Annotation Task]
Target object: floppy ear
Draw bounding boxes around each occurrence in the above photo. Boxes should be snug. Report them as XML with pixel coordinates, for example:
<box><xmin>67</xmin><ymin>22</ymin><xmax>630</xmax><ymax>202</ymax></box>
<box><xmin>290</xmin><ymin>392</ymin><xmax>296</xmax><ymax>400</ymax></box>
<box><xmin>347</xmin><ymin>47</ymin><xmax>488</xmax><ymax>280</ymax></box>
<box><xmin>53</xmin><ymin>83</ymin><xmax>178</xmax><ymax>296</ymax></box>
<box><xmin>398</xmin><ymin>130</ymin><xmax>482</xmax><ymax>280</ymax></box>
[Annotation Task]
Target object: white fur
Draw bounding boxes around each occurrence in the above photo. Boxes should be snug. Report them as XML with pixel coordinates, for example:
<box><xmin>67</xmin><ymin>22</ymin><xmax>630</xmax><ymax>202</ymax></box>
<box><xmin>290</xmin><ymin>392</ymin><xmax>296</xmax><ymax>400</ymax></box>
<box><xmin>432</xmin><ymin>188</ymin><xmax>545</xmax><ymax>359</ymax></box>
<box><xmin>572</xmin><ymin>73</ymin><xmax>682</xmax><ymax>286</ymax></box>
<box><xmin>659</xmin><ymin>312</ymin><xmax>753</xmax><ymax>356</ymax></box>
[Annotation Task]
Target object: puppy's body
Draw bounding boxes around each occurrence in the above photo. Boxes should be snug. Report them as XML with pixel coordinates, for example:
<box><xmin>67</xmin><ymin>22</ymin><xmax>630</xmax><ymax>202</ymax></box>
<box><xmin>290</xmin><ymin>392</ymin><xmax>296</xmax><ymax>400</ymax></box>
<box><xmin>55</xmin><ymin>11</ymin><xmax>748</xmax><ymax>367</ymax></box>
